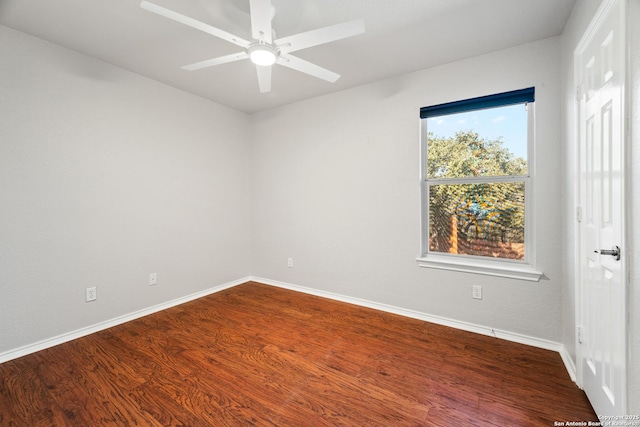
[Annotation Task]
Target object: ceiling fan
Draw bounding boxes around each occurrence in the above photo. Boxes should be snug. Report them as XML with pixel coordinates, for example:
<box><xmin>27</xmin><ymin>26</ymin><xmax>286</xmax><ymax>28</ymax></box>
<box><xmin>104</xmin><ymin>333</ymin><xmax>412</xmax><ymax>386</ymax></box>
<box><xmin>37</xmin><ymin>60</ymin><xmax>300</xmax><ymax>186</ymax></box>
<box><xmin>140</xmin><ymin>0</ymin><xmax>365</xmax><ymax>93</ymax></box>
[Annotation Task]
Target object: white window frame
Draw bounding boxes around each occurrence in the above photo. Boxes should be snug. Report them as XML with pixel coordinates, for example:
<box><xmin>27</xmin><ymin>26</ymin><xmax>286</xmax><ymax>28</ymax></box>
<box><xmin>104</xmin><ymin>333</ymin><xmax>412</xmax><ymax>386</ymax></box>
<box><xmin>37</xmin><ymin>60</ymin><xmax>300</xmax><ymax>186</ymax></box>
<box><xmin>416</xmin><ymin>92</ymin><xmax>543</xmax><ymax>282</ymax></box>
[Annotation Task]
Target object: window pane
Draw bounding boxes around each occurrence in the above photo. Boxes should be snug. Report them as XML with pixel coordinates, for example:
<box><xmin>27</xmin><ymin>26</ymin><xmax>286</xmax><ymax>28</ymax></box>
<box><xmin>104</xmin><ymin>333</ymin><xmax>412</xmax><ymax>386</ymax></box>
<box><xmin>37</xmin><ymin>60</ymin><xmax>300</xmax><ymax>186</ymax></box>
<box><xmin>428</xmin><ymin>182</ymin><xmax>525</xmax><ymax>260</ymax></box>
<box><xmin>426</xmin><ymin>104</ymin><xmax>527</xmax><ymax>179</ymax></box>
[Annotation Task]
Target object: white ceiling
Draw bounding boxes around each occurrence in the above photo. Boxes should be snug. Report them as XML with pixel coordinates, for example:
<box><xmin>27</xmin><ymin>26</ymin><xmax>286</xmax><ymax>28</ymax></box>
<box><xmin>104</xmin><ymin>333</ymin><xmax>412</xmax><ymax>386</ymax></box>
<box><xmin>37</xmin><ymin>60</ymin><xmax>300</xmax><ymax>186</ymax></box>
<box><xmin>0</xmin><ymin>0</ymin><xmax>576</xmax><ymax>114</ymax></box>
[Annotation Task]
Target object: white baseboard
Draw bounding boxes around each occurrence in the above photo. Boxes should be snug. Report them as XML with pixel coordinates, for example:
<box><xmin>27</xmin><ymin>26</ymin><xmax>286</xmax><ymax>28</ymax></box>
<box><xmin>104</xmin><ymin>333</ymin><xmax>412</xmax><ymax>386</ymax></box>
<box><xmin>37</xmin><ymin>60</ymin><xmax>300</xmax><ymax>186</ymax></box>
<box><xmin>0</xmin><ymin>277</ymin><xmax>251</xmax><ymax>364</ymax></box>
<box><xmin>250</xmin><ymin>276</ymin><xmax>564</xmax><ymax>353</ymax></box>
<box><xmin>559</xmin><ymin>345</ymin><xmax>578</xmax><ymax>384</ymax></box>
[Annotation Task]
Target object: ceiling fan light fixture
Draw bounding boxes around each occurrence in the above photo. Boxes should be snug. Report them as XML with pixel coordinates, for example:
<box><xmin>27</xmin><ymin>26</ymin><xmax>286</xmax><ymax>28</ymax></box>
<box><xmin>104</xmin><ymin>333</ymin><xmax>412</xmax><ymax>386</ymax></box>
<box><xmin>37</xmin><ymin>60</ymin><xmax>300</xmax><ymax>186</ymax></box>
<box><xmin>249</xmin><ymin>44</ymin><xmax>277</xmax><ymax>66</ymax></box>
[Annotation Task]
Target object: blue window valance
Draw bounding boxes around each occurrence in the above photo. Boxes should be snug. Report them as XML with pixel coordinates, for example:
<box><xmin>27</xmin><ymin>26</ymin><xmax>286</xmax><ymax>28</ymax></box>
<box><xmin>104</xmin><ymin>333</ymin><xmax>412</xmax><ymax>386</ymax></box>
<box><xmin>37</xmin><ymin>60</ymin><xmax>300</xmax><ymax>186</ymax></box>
<box><xmin>420</xmin><ymin>87</ymin><xmax>535</xmax><ymax>119</ymax></box>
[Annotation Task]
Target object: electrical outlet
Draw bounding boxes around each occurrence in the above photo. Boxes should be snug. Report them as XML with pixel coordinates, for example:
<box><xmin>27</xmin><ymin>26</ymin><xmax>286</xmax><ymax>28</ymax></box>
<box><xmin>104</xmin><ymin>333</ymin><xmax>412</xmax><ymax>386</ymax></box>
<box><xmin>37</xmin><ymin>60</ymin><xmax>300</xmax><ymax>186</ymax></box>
<box><xmin>287</xmin><ymin>258</ymin><xmax>293</xmax><ymax>268</ymax></box>
<box><xmin>472</xmin><ymin>285</ymin><xmax>482</xmax><ymax>300</ymax></box>
<box><xmin>149</xmin><ymin>273</ymin><xmax>157</xmax><ymax>286</ymax></box>
<box><xmin>86</xmin><ymin>287</ymin><xmax>97</xmax><ymax>302</ymax></box>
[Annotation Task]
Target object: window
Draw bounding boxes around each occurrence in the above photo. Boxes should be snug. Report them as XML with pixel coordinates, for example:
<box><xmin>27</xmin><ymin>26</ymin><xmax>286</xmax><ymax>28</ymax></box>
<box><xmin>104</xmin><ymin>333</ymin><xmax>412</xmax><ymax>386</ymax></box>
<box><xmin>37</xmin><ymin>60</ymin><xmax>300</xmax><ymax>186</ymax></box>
<box><xmin>417</xmin><ymin>88</ymin><xmax>542</xmax><ymax>281</ymax></box>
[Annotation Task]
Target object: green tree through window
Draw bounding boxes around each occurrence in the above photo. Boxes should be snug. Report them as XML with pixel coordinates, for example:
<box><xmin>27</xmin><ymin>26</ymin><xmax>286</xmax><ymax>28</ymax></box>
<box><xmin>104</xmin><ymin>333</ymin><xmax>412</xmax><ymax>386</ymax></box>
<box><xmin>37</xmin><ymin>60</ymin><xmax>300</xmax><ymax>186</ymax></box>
<box><xmin>427</xmin><ymin>130</ymin><xmax>527</xmax><ymax>259</ymax></box>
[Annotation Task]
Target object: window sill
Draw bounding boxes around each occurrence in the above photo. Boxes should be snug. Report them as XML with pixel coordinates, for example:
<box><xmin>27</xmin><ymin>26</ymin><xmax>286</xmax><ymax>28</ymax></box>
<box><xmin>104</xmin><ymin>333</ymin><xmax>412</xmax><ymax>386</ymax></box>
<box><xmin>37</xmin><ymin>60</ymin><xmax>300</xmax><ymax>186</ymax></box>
<box><xmin>416</xmin><ymin>255</ymin><xmax>543</xmax><ymax>282</ymax></box>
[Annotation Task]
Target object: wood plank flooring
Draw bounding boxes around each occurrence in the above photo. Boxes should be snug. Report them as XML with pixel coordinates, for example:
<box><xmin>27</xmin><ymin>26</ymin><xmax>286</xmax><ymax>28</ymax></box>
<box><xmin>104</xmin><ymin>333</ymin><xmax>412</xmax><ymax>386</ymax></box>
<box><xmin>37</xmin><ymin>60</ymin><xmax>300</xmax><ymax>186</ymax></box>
<box><xmin>0</xmin><ymin>281</ymin><xmax>596</xmax><ymax>426</ymax></box>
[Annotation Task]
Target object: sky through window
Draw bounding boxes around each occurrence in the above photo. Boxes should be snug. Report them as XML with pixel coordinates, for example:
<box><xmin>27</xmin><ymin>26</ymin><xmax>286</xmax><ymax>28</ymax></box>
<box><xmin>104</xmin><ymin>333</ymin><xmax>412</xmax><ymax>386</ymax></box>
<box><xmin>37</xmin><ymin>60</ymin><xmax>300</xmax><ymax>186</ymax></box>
<box><xmin>427</xmin><ymin>104</ymin><xmax>527</xmax><ymax>159</ymax></box>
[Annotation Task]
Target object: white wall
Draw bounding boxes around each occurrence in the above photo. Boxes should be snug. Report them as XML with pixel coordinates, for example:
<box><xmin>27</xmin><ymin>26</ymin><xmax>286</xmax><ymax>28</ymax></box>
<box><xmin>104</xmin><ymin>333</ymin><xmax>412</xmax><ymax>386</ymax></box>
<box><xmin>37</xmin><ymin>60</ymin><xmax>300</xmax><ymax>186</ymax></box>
<box><xmin>628</xmin><ymin>0</ymin><xmax>640</xmax><ymax>415</ymax></box>
<box><xmin>0</xmin><ymin>26</ymin><xmax>251</xmax><ymax>355</ymax></box>
<box><xmin>561</xmin><ymin>0</ymin><xmax>639</xmax><ymax>414</ymax></box>
<box><xmin>251</xmin><ymin>38</ymin><xmax>564</xmax><ymax>341</ymax></box>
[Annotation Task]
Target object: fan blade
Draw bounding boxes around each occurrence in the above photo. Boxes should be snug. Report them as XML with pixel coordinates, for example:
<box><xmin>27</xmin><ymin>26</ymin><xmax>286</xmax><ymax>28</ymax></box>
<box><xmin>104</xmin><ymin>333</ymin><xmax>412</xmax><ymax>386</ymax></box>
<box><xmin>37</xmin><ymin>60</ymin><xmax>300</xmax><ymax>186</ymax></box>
<box><xmin>141</xmin><ymin>1</ymin><xmax>250</xmax><ymax>48</ymax></box>
<box><xmin>277</xmin><ymin>54</ymin><xmax>340</xmax><ymax>83</ymax></box>
<box><xmin>256</xmin><ymin>65</ymin><xmax>272</xmax><ymax>93</ymax></box>
<box><xmin>249</xmin><ymin>0</ymin><xmax>273</xmax><ymax>44</ymax></box>
<box><xmin>276</xmin><ymin>19</ymin><xmax>365</xmax><ymax>54</ymax></box>
<box><xmin>181</xmin><ymin>52</ymin><xmax>249</xmax><ymax>71</ymax></box>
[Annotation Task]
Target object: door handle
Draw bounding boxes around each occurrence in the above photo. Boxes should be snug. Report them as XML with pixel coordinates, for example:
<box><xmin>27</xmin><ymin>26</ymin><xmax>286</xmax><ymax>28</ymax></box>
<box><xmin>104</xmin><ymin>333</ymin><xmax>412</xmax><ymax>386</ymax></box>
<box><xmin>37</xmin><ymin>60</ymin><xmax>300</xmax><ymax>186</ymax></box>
<box><xmin>594</xmin><ymin>246</ymin><xmax>621</xmax><ymax>261</ymax></box>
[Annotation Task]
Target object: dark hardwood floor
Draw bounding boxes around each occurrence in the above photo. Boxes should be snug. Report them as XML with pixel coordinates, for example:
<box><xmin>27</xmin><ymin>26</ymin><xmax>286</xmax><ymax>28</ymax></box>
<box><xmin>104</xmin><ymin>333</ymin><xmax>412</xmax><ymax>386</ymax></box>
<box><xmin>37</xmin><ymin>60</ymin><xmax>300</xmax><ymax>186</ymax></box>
<box><xmin>0</xmin><ymin>281</ymin><xmax>596</xmax><ymax>426</ymax></box>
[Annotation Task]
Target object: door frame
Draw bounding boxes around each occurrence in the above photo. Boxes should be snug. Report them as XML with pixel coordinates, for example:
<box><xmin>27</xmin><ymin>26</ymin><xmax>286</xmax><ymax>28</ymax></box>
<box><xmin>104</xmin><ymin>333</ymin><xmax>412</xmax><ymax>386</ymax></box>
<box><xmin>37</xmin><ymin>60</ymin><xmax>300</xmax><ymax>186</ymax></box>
<box><xmin>573</xmin><ymin>0</ymin><xmax>629</xmax><ymax>413</ymax></box>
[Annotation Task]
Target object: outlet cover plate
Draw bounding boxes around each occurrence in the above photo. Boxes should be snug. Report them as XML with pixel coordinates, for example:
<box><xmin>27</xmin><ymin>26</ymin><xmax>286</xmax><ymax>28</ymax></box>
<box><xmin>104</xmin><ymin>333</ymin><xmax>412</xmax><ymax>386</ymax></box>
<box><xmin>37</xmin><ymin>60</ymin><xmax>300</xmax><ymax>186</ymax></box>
<box><xmin>86</xmin><ymin>287</ymin><xmax>97</xmax><ymax>302</ymax></box>
<box><xmin>472</xmin><ymin>285</ymin><xmax>482</xmax><ymax>300</ymax></box>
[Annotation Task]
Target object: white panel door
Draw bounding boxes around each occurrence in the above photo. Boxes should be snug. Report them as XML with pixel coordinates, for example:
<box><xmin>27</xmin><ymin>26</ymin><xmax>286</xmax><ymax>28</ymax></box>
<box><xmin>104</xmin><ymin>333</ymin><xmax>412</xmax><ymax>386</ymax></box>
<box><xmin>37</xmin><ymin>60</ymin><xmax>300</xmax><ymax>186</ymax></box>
<box><xmin>575</xmin><ymin>0</ymin><xmax>627</xmax><ymax>416</ymax></box>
